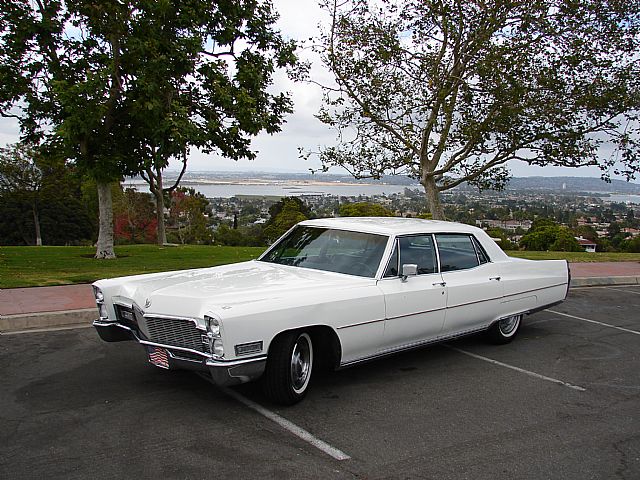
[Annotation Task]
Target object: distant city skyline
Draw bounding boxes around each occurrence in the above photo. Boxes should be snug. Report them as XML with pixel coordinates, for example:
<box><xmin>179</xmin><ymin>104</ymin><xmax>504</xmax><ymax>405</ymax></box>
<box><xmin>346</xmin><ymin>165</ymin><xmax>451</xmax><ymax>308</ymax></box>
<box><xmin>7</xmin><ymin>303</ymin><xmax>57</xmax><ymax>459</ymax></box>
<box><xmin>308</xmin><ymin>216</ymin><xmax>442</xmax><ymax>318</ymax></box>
<box><xmin>0</xmin><ymin>0</ymin><xmax>632</xmax><ymax>181</ymax></box>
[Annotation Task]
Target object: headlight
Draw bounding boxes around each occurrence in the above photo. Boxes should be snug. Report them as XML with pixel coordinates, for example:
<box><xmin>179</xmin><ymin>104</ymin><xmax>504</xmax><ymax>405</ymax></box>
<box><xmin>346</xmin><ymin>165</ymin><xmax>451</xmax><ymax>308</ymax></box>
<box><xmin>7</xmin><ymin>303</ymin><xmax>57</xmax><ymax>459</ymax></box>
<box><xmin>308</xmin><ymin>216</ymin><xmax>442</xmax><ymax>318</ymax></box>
<box><xmin>93</xmin><ymin>286</ymin><xmax>104</xmax><ymax>303</ymax></box>
<box><xmin>205</xmin><ymin>315</ymin><xmax>224</xmax><ymax>358</ymax></box>
<box><xmin>98</xmin><ymin>304</ymin><xmax>108</xmax><ymax>319</ymax></box>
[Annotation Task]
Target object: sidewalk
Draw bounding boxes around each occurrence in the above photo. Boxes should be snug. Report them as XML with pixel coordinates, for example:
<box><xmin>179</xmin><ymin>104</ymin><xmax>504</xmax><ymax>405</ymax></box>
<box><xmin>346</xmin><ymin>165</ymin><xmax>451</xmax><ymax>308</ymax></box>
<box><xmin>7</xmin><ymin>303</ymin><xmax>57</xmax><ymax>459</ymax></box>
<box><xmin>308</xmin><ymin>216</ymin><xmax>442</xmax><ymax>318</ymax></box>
<box><xmin>0</xmin><ymin>284</ymin><xmax>96</xmax><ymax>333</ymax></box>
<box><xmin>1</xmin><ymin>262</ymin><xmax>639</xmax><ymax>333</ymax></box>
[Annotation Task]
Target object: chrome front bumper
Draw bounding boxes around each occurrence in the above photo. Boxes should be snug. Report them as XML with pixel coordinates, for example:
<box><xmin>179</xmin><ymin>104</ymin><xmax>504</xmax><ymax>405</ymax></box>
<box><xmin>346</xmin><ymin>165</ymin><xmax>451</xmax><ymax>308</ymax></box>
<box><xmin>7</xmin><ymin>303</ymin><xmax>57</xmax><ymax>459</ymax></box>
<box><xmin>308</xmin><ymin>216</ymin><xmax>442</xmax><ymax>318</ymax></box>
<box><xmin>93</xmin><ymin>320</ymin><xmax>266</xmax><ymax>387</ymax></box>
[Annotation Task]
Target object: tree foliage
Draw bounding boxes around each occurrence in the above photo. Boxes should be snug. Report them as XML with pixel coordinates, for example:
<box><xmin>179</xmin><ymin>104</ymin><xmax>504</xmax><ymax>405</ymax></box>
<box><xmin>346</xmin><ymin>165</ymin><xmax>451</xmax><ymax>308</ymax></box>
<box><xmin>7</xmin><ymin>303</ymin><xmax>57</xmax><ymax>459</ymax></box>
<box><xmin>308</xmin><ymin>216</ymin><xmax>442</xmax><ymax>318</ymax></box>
<box><xmin>305</xmin><ymin>0</ymin><xmax>640</xmax><ymax>218</ymax></box>
<box><xmin>167</xmin><ymin>188</ymin><xmax>213</xmax><ymax>245</ymax></box>
<box><xmin>520</xmin><ymin>219</ymin><xmax>582</xmax><ymax>251</ymax></box>
<box><xmin>264</xmin><ymin>197</ymin><xmax>310</xmax><ymax>242</ymax></box>
<box><xmin>339</xmin><ymin>201</ymin><xmax>394</xmax><ymax>217</ymax></box>
<box><xmin>0</xmin><ymin>149</ymin><xmax>94</xmax><ymax>246</ymax></box>
<box><xmin>113</xmin><ymin>188</ymin><xmax>157</xmax><ymax>244</ymax></box>
<box><xmin>214</xmin><ymin>223</ymin><xmax>266</xmax><ymax>247</ymax></box>
<box><xmin>485</xmin><ymin>227</ymin><xmax>517</xmax><ymax>250</ymax></box>
<box><xmin>622</xmin><ymin>236</ymin><xmax>640</xmax><ymax>253</ymax></box>
<box><xmin>0</xmin><ymin>143</ymin><xmax>43</xmax><ymax>245</ymax></box>
<box><xmin>124</xmin><ymin>1</ymin><xmax>297</xmax><ymax>244</ymax></box>
<box><xmin>0</xmin><ymin>0</ymin><xmax>297</xmax><ymax>253</ymax></box>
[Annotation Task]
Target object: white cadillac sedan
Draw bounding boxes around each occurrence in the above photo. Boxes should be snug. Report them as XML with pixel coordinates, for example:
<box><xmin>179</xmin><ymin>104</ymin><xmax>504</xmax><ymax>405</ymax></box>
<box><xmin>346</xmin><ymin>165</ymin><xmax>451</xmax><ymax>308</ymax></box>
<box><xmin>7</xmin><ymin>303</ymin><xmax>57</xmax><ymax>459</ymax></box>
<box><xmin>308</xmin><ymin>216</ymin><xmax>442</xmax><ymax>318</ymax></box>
<box><xmin>93</xmin><ymin>218</ymin><xmax>570</xmax><ymax>404</ymax></box>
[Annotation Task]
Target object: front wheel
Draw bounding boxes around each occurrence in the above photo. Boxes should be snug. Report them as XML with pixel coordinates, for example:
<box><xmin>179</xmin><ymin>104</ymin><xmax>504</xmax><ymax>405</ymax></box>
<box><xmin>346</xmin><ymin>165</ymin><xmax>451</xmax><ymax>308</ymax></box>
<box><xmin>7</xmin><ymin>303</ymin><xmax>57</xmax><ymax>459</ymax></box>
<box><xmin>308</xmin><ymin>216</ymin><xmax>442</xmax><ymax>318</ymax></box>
<box><xmin>486</xmin><ymin>314</ymin><xmax>522</xmax><ymax>344</ymax></box>
<box><xmin>263</xmin><ymin>331</ymin><xmax>314</xmax><ymax>405</ymax></box>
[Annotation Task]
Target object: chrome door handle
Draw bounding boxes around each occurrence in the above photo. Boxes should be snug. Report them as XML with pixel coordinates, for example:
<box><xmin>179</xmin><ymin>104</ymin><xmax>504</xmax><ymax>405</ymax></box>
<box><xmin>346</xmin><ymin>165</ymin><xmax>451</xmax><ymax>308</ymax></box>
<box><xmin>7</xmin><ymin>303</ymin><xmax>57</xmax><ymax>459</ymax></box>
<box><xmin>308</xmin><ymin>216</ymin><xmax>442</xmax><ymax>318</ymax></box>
<box><xmin>432</xmin><ymin>282</ymin><xmax>446</xmax><ymax>287</ymax></box>
<box><xmin>489</xmin><ymin>276</ymin><xmax>501</xmax><ymax>281</ymax></box>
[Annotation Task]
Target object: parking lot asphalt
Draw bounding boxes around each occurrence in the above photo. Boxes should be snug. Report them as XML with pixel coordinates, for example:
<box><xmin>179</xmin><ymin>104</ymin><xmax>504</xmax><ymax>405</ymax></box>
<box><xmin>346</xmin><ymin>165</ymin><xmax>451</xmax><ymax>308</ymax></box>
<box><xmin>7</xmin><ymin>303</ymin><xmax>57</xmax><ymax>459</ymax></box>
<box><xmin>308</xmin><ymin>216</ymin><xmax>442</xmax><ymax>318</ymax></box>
<box><xmin>1</xmin><ymin>286</ymin><xmax>639</xmax><ymax>479</ymax></box>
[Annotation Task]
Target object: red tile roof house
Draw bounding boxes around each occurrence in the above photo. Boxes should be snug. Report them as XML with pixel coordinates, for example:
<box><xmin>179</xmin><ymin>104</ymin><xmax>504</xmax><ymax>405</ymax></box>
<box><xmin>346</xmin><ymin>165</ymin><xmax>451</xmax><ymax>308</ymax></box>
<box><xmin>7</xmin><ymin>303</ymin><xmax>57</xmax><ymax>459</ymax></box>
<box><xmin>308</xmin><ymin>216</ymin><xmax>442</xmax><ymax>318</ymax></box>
<box><xmin>575</xmin><ymin>237</ymin><xmax>597</xmax><ymax>253</ymax></box>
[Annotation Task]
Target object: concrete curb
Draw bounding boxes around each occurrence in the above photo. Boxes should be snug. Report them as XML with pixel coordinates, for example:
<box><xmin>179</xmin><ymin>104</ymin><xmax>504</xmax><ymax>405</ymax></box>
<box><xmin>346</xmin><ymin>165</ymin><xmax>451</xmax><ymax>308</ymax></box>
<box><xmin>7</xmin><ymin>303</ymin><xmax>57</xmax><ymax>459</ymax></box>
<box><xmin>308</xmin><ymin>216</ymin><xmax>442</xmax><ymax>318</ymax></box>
<box><xmin>0</xmin><ymin>308</ymin><xmax>95</xmax><ymax>333</ymax></box>
<box><xmin>570</xmin><ymin>276</ymin><xmax>640</xmax><ymax>287</ymax></box>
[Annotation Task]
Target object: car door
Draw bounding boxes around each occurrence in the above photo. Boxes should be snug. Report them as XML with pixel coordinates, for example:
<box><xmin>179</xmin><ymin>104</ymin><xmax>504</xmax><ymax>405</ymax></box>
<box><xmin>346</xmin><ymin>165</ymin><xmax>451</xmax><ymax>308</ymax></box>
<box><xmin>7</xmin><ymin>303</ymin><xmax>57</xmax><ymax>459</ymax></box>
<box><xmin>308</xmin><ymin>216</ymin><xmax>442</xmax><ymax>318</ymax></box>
<box><xmin>436</xmin><ymin>233</ymin><xmax>504</xmax><ymax>335</ymax></box>
<box><xmin>377</xmin><ymin>235</ymin><xmax>447</xmax><ymax>352</ymax></box>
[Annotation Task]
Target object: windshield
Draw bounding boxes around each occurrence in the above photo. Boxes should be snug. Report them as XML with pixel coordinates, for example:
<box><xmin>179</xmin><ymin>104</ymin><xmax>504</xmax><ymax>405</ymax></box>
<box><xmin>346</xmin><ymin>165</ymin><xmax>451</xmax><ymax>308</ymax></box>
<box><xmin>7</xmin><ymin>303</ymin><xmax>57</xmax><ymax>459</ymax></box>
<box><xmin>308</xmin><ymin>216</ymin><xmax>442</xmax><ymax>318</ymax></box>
<box><xmin>260</xmin><ymin>226</ymin><xmax>389</xmax><ymax>278</ymax></box>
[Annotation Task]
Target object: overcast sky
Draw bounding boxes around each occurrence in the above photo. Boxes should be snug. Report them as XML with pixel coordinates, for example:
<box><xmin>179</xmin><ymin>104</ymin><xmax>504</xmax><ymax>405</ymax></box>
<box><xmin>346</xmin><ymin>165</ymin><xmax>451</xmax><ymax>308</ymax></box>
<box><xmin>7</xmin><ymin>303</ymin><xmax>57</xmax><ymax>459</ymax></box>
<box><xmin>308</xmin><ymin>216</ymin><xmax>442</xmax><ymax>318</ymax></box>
<box><xmin>0</xmin><ymin>0</ymin><xmax>623</xmax><ymax>179</ymax></box>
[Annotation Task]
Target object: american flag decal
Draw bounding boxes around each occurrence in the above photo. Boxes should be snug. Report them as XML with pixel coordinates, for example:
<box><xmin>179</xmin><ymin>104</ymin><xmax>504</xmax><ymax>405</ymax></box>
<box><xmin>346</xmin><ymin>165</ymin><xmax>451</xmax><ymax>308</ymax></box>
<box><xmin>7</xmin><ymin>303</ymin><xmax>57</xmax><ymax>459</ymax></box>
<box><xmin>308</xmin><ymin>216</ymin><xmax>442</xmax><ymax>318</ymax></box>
<box><xmin>148</xmin><ymin>347</ymin><xmax>169</xmax><ymax>369</ymax></box>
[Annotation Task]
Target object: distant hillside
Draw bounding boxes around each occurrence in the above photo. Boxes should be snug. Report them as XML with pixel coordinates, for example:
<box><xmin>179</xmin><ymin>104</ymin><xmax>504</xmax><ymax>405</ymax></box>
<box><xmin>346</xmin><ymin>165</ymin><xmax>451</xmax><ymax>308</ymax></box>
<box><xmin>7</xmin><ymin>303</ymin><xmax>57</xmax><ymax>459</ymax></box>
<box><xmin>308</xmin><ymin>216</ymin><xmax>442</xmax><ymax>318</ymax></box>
<box><xmin>504</xmin><ymin>176</ymin><xmax>640</xmax><ymax>193</ymax></box>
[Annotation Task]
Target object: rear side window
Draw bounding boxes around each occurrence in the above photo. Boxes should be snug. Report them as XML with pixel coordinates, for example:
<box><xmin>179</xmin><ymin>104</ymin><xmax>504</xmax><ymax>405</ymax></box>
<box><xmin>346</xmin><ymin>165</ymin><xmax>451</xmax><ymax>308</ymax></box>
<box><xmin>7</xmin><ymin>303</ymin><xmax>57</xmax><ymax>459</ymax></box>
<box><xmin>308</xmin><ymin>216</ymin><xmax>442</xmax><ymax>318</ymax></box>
<box><xmin>472</xmin><ymin>236</ymin><xmax>490</xmax><ymax>264</ymax></box>
<box><xmin>435</xmin><ymin>234</ymin><xmax>480</xmax><ymax>272</ymax></box>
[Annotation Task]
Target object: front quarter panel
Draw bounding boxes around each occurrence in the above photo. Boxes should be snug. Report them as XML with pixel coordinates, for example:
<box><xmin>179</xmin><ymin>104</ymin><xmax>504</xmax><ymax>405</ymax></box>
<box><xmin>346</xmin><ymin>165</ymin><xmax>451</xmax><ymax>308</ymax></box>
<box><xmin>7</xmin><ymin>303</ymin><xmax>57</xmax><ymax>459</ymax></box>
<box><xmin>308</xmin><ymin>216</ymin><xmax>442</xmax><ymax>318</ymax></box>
<box><xmin>219</xmin><ymin>282</ymin><xmax>386</xmax><ymax>364</ymax></box>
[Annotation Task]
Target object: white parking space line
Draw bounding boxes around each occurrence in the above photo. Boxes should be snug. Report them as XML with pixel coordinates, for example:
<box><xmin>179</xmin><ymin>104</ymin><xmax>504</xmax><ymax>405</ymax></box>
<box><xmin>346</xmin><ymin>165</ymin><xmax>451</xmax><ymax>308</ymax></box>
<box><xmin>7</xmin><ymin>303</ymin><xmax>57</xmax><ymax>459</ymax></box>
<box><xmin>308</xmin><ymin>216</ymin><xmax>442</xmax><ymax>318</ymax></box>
<box><xmin>445</xmin><ymin>346</ymin><xmax>586</xmax><ymax>392</ymax></box>
<box><xmin>197</xmin><ymin>374</ymin><xmax>350</xmax><ymax>461</ymax></box>
<box><xmin>603</xmin><ymin>286</ymin><xmax>640</xmax><ymax>296</ymax></box>
<box><xmin>547</xmin><ymin>310</ymin><xmax>640</xmax><ymax>336</ymax></box>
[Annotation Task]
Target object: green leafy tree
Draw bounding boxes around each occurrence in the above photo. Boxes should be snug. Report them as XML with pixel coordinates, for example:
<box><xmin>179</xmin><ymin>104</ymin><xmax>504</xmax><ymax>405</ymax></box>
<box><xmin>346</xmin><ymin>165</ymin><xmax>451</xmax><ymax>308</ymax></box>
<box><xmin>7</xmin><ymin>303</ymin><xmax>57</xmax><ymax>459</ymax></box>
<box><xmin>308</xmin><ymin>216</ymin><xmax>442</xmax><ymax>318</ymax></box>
<box><xmin>0</xmin><ymin>147</ymin><xmax>94</xmax><ymax>245</ymax></box>
<box><xmin>622</xmin><ymin>236</ymin><xmax>640</xmax><ymax>253</ymax></box>
<box><xmin>1</xmin><ymin>1</ymin><xmax>142</xmax><ymax>257</ymax></box>
<box><xmin>264</xmin><ymin>198</ymin><xmax>309</xmax><ymax>243</ymax></box>
<box><xmin>573</xmin><ymin>225</ymin><xmax>599</xmax><ymax>242</ymax></box>
<box><xmin>38</xmin><ymin>159</ymin><xmax>95</xmax><ymax>245</ymax></box>
<box><xmin>267</xmin><ymin>197</ymin><xmax>312</xmax><ymax>221</ymax></box>
<box><xmin>1</xmin><ymin>0</ymin><xmax>296</xmax><ymax>255</ymax></box>
<box><xmin>214</xmin><ymin>223</ymin><xmax>246</xmax><ymax>246</ymax></box>
<box><xmin>607</xmin><ymin>222</ymin><xmax>622</xmax><ymax>239</ymax></box>
<box><xmin>304</xmin><ymin>0</ymin><xmax>640</xmax><ymax>219</ymax></box>
<box><xmin>126</xmin><ymin>1</ymin><xmax>297</xmax><ymax>244</ymax></box>
<box><xmin>0</xmin><ymin>143</ymin><xmax>43</xmax><ymax>245</ymax></box>
<box><xmin>212</xmin><ymin>223</ymin><xmax>264</xmax><ymax>247</ymax></box>
<box><xmin>485</xmin><ymin>227</ymin><xmax>517</xmax><ymax>251</ymax></box>
<box><xmin>549</xmin><ymin>229</ymin><xmax>582</xmax><ymax>252</ymax></box>
<box><xmin>168</xmin><ymin>188</ymin><xmax>213</xmax><ymax>245</ymax></box>
<box><xmin>520</xmin><ymin>219</ymin><xmax>581</xmax><ymax>251</ymax></box>
<box><xmin>339</xmin><ymin>201</ymin><xmax>394</xmax><ymax>217</ymax></box>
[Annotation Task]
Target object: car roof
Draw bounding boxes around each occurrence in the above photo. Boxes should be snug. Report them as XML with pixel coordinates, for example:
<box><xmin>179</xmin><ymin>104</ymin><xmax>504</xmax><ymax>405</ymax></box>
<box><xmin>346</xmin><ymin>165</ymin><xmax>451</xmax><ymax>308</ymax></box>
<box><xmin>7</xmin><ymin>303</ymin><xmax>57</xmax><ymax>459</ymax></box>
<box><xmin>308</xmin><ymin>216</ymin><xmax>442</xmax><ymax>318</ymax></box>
<box><xmin>299</xmin><ymin>217</ymin><xmax>480</xmax><ymax>236</ymax></box>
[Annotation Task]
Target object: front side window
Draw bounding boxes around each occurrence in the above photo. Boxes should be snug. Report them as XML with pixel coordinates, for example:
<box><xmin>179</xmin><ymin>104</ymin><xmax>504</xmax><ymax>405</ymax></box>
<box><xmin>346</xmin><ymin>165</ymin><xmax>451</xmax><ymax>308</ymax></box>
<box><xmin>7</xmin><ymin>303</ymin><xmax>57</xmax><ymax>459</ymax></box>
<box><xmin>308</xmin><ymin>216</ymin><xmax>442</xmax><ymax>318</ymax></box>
<box><xmin>260</xmin><ymin>226</ymin><xmax>388</xmax><ymax>278</ymax></box>
<box><xmin>399</xmin><ymin>235</ymin><xmax>437</xmax><ymax>275</ymax></box>
<box><xmin>435</xmin><ymin>234</ymin><xmax>480</xmax><ymax>272</ymax></box>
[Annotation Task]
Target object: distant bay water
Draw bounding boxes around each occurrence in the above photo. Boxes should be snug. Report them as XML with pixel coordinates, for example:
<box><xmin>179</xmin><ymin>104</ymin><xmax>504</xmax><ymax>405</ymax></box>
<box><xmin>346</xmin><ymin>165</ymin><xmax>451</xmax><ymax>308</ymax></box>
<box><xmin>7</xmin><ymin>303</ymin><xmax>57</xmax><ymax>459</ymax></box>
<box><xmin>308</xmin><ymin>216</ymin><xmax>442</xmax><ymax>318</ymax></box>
<box><xmin>604</xmin><ymin>194</ymin><xmax>640</xmax><ymax>204</ymax></box>
<box><xmin>124</xmin><ymin>180</ymin><xmax>640</xmax><ymax>203</ymax></box>
<box><xmin>125</xmin><ymin>181</ymin><xmax>413</xmax><ymax>198</ymax></box>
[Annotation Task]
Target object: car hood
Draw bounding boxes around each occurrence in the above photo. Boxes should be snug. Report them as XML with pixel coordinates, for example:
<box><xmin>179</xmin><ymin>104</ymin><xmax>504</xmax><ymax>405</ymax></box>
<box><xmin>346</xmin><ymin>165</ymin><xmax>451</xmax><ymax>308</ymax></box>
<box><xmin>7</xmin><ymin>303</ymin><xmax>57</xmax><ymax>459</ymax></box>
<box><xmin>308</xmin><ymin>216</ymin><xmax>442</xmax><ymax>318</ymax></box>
<box><xmin>100</xmin><ymin>260</ymin><xmax>374</xmax><ymax>318</ymax></box>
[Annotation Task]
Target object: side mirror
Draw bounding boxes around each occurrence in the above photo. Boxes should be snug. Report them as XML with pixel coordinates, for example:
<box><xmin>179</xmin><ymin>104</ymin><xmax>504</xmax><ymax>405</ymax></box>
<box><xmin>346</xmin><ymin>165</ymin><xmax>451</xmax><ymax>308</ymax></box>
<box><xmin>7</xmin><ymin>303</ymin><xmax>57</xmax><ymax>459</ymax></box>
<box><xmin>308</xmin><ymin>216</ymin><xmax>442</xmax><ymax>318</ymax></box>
<box><xmin>401</xmin><ymin>264</ymin><xmax>418</xmax><ymax>282</ymax></box>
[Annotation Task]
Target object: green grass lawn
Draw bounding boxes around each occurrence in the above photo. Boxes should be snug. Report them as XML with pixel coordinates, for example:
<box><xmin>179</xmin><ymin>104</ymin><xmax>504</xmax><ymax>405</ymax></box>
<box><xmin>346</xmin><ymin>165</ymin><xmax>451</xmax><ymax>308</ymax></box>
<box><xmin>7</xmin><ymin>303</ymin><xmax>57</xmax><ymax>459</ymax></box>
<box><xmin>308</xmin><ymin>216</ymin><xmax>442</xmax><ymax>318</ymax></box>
<box><xmin>0</xmin><ymin>244</ymin><xmax>265</xmax><ymax>288</ymax></box>
<box><xmin>505</xmin><ymin>251</ymin><xmax>640</xmax><ymax>262</ymax></box>
<box><xmin>0</xmin><ymin>244</ymin><xmax>638</xmax><ymax>289</ymax></box>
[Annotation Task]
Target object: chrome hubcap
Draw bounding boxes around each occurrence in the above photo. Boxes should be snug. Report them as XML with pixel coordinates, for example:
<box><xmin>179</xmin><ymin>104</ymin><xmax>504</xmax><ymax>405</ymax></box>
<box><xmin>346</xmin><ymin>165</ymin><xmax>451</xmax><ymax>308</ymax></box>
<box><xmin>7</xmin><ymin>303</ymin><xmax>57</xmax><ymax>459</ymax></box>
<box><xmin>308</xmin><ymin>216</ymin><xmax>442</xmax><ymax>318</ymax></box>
<box><xmin>499</xmin><ymin>315</ymin><xmax>520</xmax><ymax>335</ymax></box>
<box><xmin>290</xmin><ymin>334</ymin><xmax>312</xmax><ymax>393</ymax></box>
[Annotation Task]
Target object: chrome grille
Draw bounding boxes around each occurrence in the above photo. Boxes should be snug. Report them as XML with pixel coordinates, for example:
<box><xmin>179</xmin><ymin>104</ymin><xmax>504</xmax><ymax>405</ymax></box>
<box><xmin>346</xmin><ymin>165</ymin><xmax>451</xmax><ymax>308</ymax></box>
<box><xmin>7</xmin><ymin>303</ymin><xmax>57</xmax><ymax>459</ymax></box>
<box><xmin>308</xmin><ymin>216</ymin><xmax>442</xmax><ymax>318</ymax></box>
<box><xmin>144</xmin><ymin>317</ymin><xmax>205</xmax><ymax>353</ymax></box>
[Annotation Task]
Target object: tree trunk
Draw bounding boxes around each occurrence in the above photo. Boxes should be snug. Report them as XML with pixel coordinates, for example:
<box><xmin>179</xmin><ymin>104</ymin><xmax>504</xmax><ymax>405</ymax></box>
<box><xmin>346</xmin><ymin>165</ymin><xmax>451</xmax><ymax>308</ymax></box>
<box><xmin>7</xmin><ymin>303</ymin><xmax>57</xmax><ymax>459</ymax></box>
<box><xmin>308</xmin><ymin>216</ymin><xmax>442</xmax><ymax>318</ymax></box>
<box><xmin>32</xmin><ymin>202</ymin><xmax>42</xmax><ymax>246</ymax></box>
<box><xmin>95</xmin><ymin>181</ymin><xmax>116</xmax><ymax>259</ymax></box>
<box><xmin>153</xmin><ymin>173</ymin><xmax>167</xmax><ymax>245</ymax></box>
<box><xmin>422</xmin><ymin>176</ymin><xmax>445</xmax><ymax>220</ymax></box>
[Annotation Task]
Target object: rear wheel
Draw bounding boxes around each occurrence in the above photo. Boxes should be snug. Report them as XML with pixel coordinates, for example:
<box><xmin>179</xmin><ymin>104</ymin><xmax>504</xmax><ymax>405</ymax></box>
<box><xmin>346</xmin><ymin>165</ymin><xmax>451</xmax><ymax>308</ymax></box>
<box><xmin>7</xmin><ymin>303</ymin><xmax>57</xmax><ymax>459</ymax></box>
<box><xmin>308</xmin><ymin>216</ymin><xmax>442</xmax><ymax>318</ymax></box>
<box><xmin>487</xmin><ymin>314</ymin><xmax>522</xmax><ymax>344</ymax></box>
<box><xmin>263</xmin><ymin>331</ymin><xmax>314</xmax><ymax>405</ymax></box>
